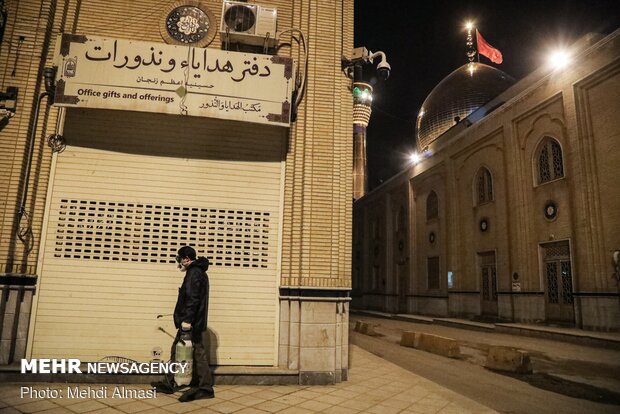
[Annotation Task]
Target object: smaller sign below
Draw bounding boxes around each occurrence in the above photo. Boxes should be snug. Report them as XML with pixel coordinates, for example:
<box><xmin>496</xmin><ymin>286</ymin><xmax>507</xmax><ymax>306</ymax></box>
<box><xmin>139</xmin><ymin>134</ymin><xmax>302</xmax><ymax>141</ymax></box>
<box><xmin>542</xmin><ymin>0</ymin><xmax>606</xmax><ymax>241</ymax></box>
<box><xmin>511</xmin><ymin>281</ymin><xmax>521</xmax><ymax>292</ymax></box>
<box><xmin>53</xmin><ymin>34</ymin><xmax>295</xmax><ymax>127</ymax></box>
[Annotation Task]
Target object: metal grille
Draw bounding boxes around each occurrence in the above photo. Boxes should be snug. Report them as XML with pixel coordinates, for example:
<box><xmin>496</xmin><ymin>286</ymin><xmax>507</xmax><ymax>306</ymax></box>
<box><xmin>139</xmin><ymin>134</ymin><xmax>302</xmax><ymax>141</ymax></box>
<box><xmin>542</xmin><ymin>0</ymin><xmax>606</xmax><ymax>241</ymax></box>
<box><xmin>538</xmin><ymin>138</ymin><xmax>564</xmax><ymax>184</ymax></box>
<box><xmin>486</xmin><ymin>172</ymin><xmax>493</xmax><ymax>201</ymax></box>
<box><xmin>538</xmin><ymin>145</ymin><xmax>551</xmax><ymax>183</ymax></box>
<box><xmin>478</xmin><ymin>174</ymin><xmax>486</xmax><ymax>204</ymax></box>
<box><xmin>546</xmin><ymin>262</ymin><xmax>559</xmax><ymax>303</ymax></box>
<box><xmin>477</xmin><ymin>168</ymin><xmax>493</xmax><ymax>204</ymax></box>
<box><xmin>479</xmin><ymin>252</ymin><xmax>497</xmax><ymax>301</ymax></box>
<box><xmin>482</xmin><ymin>267</ymin><xmax>490</xmax><ymax>300</ymax></box>
<box><xmin>54</xmin><ymin>199</ymin><xmax>272</xmax><ymax>268</ymax></box>
<box><xmin>427</xmin><ymin>256</ymin><xmax>440</xmax><ymax>290</ymax></box>
<box><xmin>223</xmin><ymin>4</ymin><xmax>257</xmax><ymax>33</ymax></box>
<box><xmin>551</xmin><ymin>140</ymin><xmax>564</xmax><ymax>179</ymax></box>
<box><xmin>426</xmin><ymin>191</ymin><xmax>438</xmax><ymax>220</ymax></box>
<box><xmin>480</xmin><ymin>251</ymin><xmax>495</xmax><ymax>266</ymax></box>
<box><xmin>561</xmin><ymin>261</ymin><xmax>574</xmax><ymax>304</ymax></box>
<box><xmin>544</xmin><ymin>242</ymin><xmax>570</xmax><ymax>259</ymax></box>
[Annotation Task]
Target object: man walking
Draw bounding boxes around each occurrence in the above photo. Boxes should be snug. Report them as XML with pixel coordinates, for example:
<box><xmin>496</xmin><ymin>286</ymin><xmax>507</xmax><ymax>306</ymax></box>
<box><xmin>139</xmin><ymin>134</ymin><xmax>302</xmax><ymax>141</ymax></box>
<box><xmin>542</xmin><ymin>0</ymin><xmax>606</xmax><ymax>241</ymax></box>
<box><xmin>154</xmin><ymin>246</ymin><xmax>214</xmax><ymax>402</ymax></box>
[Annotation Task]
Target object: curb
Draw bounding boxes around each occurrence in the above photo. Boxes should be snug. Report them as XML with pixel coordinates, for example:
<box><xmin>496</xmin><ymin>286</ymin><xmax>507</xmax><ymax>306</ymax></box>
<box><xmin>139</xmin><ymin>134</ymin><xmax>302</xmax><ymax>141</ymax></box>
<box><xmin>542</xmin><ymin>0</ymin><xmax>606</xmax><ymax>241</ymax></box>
<box><xmin>351</xmin><ymin>309</ymin><xmax>620</xmax><ymax>350</ymax></box>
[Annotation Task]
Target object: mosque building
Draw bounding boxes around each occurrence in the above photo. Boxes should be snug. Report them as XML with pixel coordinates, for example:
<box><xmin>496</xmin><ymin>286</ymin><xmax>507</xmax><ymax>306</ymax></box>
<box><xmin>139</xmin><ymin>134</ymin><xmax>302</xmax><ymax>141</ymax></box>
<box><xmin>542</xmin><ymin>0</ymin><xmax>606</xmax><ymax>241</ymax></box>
<box><xmin>353</xmin><ymin>29</ymin><xmax>620</xmax><ymax>331</ymax></box>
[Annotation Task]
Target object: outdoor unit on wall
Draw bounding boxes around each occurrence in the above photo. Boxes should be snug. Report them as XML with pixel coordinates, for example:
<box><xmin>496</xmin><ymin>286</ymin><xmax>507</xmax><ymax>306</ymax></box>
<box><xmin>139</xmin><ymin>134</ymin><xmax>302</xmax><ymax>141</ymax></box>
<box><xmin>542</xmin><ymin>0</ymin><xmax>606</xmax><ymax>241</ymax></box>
<box><xmin>220</xmin><ymin>0</ymin><xmax>278</xmax><ymax>48</ymax></box>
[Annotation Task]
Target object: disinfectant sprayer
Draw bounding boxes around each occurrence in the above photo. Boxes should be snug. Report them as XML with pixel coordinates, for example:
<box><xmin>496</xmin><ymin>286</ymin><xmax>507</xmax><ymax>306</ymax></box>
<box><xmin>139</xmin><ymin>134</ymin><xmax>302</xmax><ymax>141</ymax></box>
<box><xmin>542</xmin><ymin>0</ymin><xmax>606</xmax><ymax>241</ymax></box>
<box><xmin>174</xmin><ymin>330</ymin><xmax>193</xmax><ymax>386</ymax></box>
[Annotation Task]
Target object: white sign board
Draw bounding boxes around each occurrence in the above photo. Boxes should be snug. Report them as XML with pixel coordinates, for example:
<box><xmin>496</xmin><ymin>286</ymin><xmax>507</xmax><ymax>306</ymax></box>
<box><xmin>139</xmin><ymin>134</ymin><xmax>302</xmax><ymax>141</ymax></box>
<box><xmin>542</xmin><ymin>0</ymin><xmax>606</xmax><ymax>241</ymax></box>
<box><xmin>54</xmin><ymin>34</ymin><xmax>295</xmax><ymax>126</ymax></box>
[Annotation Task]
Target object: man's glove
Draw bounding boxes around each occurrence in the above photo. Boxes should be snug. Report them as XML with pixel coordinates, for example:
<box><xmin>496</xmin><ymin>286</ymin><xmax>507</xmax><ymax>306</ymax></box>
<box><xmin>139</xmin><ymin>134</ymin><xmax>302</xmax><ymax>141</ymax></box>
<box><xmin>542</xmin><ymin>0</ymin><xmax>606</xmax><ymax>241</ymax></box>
<box><xmin>181</xmin><ymin>322</ymin><xmax>192</xmax><ymax>331</ymax></box>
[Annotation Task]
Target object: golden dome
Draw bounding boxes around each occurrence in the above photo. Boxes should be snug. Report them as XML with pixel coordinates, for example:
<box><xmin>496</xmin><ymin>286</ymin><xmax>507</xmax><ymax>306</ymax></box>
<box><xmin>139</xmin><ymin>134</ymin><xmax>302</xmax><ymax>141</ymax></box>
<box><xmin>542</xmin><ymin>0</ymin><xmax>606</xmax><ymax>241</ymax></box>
<box><xmin>416</xmin><ymin>62</ymin><xmax>514</xmax><ymax>150</ymax></box>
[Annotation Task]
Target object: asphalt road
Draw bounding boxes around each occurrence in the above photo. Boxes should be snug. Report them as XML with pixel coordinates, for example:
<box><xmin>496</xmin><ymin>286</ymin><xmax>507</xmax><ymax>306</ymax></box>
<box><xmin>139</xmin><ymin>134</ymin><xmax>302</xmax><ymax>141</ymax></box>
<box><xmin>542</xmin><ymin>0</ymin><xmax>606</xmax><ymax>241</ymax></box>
<box><xmin>349</xmin><ymin>315</ymin><xmax>620</xmax><ymax>414</ymax></box>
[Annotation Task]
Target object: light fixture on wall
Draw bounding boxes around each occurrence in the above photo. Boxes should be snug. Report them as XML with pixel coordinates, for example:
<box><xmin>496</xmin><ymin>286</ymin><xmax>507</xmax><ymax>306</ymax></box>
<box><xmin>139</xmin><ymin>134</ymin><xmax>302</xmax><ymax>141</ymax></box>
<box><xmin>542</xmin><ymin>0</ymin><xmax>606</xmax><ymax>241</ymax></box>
<box><xmin>548</xmin><ymin>49</ymin><xmax>571</xmax><ymax>70</ymax></box>
<box><xmin>409</xmin><ymin>152</ymin><xmax>421</xmax><ymax>164</ymax></box>
<box><xmin>43</xmin><ymin>67</ymin><xmax>57</xmax><ymax>99</ymax></box>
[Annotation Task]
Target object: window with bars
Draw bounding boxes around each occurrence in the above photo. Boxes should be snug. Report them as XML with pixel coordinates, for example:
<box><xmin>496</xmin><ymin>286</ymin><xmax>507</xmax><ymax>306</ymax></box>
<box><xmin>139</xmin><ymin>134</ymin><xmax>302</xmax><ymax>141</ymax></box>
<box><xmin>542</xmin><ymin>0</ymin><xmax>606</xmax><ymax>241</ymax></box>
<box><xmin>427</xmin><ymin>256</ymin><xmax>440</xmax><ymax>290</ymax></box>
<box><xmin>426</xmin><ymin>191</ymin><xmax>438</xmax><ymax>220</ymax></box>
<box><xmin>54</xmin><ymin>199</ymin><xmax>272</xmax><ymax>268</ymax></box>
<box><xmin>476</xmin><ymin>167</ymin><xmax>493</xmax><ymax>205</ymax></box>
<box><xmin>537</xmin><ymin>137</ymin><xmax>564</xmax><ymax>185</ymax></box>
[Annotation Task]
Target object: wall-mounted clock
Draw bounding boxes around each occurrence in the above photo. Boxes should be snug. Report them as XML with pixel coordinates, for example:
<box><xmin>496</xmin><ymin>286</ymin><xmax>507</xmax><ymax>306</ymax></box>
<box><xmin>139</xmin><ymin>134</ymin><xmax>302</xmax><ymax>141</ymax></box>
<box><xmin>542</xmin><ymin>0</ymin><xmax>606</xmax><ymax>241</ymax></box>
<box><xmin>160</xmin><ymin>1</ymin><xmax>216</xmax><ymax>47</ymax></box>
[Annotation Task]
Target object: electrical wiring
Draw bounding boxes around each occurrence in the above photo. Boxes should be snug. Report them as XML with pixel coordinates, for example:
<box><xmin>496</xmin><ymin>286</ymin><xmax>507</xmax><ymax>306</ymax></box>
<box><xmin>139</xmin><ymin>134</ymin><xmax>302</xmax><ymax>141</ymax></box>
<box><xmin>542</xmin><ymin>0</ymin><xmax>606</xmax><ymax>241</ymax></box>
<box><xmin>278</xmin><ymin>28</ymin><xmax>308</xmax><ymax>109</ymax></box>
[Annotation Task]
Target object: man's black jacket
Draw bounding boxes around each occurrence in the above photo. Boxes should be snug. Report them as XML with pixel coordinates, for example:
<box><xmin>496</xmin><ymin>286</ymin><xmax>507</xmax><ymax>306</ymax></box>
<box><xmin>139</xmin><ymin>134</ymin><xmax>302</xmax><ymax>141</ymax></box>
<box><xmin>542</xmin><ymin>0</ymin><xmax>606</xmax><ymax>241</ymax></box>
<box><xmin>174</xmin><ymin>257</ymin><xmax>210</xmax><ymax>334</ymax></box>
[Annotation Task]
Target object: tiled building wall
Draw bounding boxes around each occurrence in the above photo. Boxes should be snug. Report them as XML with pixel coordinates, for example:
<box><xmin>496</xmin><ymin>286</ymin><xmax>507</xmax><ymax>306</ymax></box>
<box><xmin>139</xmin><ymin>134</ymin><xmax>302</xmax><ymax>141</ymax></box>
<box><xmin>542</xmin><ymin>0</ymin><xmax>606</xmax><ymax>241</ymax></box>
<box><xmin>0</xmin><ymin>0</ymin><xmax>353</xmax><ymax>285</ymax></box>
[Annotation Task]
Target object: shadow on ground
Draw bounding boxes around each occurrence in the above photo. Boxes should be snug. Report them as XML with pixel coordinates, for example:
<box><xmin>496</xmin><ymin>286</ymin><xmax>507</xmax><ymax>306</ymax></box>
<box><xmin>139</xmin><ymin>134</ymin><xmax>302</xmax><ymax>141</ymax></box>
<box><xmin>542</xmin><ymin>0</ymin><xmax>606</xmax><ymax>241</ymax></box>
<box><xmin>496</xmin><ymin>371</ymin><xmax>620</xmax><ymax>406</ymax></box>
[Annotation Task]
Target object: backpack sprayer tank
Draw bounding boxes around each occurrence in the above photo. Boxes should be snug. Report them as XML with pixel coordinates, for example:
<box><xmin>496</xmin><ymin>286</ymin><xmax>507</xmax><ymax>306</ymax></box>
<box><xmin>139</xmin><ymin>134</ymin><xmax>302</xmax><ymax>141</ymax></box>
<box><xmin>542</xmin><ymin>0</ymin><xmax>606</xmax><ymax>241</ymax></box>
<box><xmin>175</xmin><ymin>331</ymin><xmax>193</xmax><ymax>386</ymax></box>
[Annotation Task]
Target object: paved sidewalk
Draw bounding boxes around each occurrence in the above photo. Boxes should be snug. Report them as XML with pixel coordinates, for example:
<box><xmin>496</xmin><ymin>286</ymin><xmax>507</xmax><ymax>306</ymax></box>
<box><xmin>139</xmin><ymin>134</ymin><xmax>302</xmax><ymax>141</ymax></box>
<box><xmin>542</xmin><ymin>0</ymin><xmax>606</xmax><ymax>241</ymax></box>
<box><xmin>0</xmin><ymin>345</ymin><xmax>496</xmax><ymax>414</ymax></box>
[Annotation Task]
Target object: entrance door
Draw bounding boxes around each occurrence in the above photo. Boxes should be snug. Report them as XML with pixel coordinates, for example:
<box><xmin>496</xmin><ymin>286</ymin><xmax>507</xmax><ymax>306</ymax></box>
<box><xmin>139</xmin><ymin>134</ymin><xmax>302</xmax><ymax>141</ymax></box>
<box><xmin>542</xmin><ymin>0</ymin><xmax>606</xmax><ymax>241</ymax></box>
<box><xmin>542</xmin><ymin>241</ymin><xmax>575</xmax><ymax>324</ymax></box>
<box><xmin>479</xmin><ymin>252</ymin><xmax>498</xmax><ymax>317</ymax></box>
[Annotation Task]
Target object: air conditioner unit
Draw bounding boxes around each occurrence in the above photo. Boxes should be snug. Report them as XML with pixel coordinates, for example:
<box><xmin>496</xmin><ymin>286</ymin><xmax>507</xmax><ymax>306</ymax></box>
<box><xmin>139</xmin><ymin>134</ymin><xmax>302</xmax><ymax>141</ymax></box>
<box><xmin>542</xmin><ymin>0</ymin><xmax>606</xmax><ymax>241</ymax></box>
<box><xmin>220</xmin><ymin>1</ymin><xmax>278</xmax><ymax>48</ymax></box>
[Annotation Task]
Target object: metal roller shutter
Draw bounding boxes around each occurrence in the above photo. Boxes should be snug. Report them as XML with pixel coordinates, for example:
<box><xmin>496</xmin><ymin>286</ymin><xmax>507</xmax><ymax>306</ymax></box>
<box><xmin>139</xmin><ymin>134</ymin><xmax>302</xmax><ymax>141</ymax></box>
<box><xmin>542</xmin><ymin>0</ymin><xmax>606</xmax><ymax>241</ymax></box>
<box><xmin>30</xmin><ymin>108</ymin><xmax>286</xmax><ymax>365</ymax></box>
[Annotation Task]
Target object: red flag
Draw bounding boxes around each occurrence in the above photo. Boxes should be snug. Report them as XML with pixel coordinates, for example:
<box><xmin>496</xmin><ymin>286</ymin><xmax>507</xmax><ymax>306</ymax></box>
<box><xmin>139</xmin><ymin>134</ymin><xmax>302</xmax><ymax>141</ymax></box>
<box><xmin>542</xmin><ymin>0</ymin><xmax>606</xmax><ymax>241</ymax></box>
<box><xmin>476</xmin><ymin>29</ymin><xmax>503</xmax><ymax>64</ymax></box>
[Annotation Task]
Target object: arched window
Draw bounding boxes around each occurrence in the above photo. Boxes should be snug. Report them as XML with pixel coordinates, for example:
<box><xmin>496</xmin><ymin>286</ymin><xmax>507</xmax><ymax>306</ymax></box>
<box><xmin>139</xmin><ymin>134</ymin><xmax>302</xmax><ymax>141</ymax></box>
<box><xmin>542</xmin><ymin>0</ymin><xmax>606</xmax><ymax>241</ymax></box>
<box><xmin>537</xmin><ymin>137</ymin><xmax>564</xmax><ymax>184</ymax></box>
<box><xmin>476</xmin><ymin>167</ymin><xmax>493</xmax><ymax>205</ymax></box>
<box><xmin>426</xmin><ymin>191</ymin><xmax>438</xmax><ymax>220</ymax></box>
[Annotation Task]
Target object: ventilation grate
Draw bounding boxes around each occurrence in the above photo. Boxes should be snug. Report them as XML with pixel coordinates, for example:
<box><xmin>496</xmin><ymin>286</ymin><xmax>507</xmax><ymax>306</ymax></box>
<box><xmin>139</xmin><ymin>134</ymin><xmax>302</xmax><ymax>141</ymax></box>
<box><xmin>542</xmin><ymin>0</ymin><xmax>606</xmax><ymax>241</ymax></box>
<box><xmin>54</xmin><ymin>199</ymin><xmax>272</xmax><ymax>268</ymax></box>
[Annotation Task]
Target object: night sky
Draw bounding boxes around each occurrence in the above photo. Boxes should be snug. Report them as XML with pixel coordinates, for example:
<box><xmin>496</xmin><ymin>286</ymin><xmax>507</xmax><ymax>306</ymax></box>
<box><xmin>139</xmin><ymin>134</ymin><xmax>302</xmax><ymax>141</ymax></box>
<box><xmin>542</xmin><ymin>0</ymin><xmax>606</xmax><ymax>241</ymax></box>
<box><xmin>354</xmin><ymin>0</ymin><xmax>619</xmax><ymax>189</ymax></box>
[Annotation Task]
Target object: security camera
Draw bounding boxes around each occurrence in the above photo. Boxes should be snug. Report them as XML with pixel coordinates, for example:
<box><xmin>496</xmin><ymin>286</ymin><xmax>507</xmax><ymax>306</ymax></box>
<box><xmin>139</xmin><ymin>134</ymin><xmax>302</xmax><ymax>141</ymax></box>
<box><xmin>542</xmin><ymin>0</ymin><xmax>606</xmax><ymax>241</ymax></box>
<box><xmin>376</xmin><ymin>60</ymin><xmax>391</xmax><ymax>80</ymax></box>
<box><xmin>342</xmin><ymin>47</ymin><xmax>391</xmax><ymax>81</ymax></box>
<box><xmin>368</xmin><ymin>51</ymin><xmax>390</xmax><ymax>80</ymax></box>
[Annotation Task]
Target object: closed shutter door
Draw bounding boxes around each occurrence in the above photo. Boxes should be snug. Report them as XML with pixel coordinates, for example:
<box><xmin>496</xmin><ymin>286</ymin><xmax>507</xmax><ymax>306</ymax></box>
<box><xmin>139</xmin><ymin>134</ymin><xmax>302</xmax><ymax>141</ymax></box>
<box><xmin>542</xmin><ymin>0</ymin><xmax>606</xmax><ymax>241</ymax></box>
<box><xmin>32</xmin><ymin>108</ymin><xmax>285</xmax><ymax>365</ymax></box>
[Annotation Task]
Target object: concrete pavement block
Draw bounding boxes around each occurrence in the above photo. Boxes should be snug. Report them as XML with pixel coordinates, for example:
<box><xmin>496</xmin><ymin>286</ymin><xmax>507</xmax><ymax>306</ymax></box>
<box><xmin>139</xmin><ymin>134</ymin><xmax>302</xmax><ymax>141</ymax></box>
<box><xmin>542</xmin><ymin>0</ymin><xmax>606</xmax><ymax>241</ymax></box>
<box><xmin>485</xmin><ymin>345</ymin><xmax>532</xmax><ymax>374</ymax></box>
<box><xmin>416</xmin><ymin>333</ymin><xmax>460</xmax><ymax>358</ymax></box>
<box><xmin>354</xmin><ymin>320</ymin><xmax>363</xmax><ymax>332</ymax></box>
<box><xmin>365</xmin><ymin>324</ymin><xmax>378</xmax><ymax>336</ymax></box>
<box><xmin>358</xmin><ymin>322</ymin><xmax>379</xmax><ymax>336</ymax></box>
<box><xmin>400</xmin><ymin>331</ymin><xmax>418</xmax><ymax>348</ymax></box>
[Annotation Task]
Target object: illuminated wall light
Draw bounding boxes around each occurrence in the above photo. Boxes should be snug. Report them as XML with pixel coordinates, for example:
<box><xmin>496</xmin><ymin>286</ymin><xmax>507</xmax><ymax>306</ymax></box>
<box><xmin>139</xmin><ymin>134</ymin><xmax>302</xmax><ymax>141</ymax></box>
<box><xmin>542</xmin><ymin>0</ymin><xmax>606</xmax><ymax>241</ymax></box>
<box><xmin>549</xmin><ymin>49</ymin><xmax>571</xmax><ymax>70</ymax></box>
<box><xmin>410</xmin><ymin>152</ymin><xmax>421</xmax><ymax>164</ymax></box>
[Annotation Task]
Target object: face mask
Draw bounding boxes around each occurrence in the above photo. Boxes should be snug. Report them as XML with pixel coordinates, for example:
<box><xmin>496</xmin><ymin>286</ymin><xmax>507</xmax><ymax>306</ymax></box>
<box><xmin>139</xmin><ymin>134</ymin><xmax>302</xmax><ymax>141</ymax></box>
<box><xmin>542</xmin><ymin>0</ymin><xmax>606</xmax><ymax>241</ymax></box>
<box><xmin>176</xmin><ymin>256</ymin><xmax>187</xmax><ymax>271</ymax></box>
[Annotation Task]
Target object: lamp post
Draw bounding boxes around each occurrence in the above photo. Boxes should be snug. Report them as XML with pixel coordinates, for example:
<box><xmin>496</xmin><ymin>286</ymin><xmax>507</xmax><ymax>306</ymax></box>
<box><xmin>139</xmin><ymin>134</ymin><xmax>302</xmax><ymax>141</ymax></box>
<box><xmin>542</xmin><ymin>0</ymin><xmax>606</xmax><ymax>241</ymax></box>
<box><xmin>352</xmin><ymin>80</ymin><xmax>373</xmax><ymax>200</ymax></box>
<box><xmin>342</xmin><ymin>47</ymin><xmax>390</xmax><ymax>201</ymax></box>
